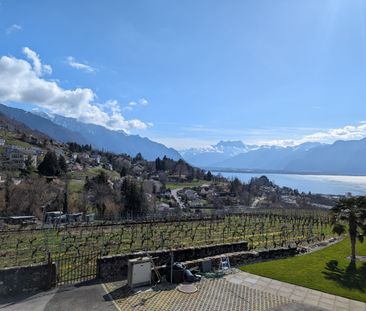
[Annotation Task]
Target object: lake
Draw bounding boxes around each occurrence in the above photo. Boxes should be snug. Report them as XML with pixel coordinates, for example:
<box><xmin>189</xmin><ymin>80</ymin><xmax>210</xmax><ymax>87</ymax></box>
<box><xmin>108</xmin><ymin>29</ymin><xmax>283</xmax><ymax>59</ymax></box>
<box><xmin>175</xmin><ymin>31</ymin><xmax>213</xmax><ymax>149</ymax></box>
<box><xmin>218</xmin><ymin>172</ymin><xmax>366</xmax><ymax>195</ymax></box>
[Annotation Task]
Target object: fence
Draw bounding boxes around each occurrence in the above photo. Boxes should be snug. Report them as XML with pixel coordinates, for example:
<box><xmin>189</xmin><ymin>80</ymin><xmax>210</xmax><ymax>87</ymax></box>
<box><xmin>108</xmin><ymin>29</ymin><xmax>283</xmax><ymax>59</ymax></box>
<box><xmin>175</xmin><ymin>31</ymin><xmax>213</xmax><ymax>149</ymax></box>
<box><xmin>54</xmin><ymin>252</ymin><xmax>100</xmax><ymax>285</ymax></box>
<box><xmin>0</xmin><ymin>212</ymin><xmax>332</xmax><ymax>270</ymax></box>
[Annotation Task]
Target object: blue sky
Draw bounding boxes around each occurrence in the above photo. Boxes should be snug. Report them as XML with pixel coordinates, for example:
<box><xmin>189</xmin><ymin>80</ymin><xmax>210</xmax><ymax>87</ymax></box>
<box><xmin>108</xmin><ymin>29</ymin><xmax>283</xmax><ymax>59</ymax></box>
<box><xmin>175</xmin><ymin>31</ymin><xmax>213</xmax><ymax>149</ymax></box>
<box><xmin>1</xmin><ymin>0</ymin><xmax>366</xmax><ymax>149</ymax></box>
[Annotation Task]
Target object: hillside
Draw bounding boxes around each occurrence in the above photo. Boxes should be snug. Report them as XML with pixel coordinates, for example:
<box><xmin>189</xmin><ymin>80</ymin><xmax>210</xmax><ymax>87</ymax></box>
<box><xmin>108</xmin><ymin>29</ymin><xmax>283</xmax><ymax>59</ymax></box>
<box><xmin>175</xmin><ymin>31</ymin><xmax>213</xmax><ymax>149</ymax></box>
<box><xmin>46</xmin><ymin>113</ymin><xmax>182</xmax><ymax>161</ymax></box>
<box><xmin>0</xmin><ymin>104</ymin><xmax>182</xmax><ymax>161</ymax></box>
<box><xmin>0</xmin><ymin>112</ymin><xmax>50</xmax><ymax>142</ymax></box>
<box><xmin>285</xmin><ymin>138</ymin><xmax>366</xmax><ymax>175</ymax></box>
<box><xmin>0</xmin><ymin>116</ymin><xmax>207</xmax><ymax>219</ymax></box>
<box><xmin>0</xmin><ymin>104</ymin><xmax>90</xmax><ymax>145</ymax></box>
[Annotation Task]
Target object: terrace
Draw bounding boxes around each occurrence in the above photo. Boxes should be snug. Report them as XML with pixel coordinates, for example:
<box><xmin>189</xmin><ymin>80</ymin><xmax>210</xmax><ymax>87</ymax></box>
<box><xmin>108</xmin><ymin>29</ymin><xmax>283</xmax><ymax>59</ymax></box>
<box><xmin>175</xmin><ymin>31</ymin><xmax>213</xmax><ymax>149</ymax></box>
<box><xmin>103</xmin><ymin>269</ymin><xmax>366</xmax><ymax>311</ymax></box>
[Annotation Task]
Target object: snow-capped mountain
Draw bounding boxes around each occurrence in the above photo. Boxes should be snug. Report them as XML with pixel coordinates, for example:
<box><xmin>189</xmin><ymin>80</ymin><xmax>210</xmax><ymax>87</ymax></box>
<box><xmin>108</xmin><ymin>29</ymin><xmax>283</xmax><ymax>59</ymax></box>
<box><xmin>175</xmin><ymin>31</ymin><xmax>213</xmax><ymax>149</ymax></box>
<box><xmin>181</xmin><ymin>140</ymin><xmax>257</xmax><ymax>167</ymax></box>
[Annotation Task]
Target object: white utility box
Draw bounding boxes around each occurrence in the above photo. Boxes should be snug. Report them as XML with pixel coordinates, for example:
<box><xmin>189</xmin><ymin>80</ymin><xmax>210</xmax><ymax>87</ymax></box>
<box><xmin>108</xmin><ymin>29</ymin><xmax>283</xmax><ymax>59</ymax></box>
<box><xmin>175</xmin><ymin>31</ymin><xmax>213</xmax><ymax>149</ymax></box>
<box><xmin>128</xmin><ymin>257</ymin><xmax>152</xmax><ymax>288</ymax></box>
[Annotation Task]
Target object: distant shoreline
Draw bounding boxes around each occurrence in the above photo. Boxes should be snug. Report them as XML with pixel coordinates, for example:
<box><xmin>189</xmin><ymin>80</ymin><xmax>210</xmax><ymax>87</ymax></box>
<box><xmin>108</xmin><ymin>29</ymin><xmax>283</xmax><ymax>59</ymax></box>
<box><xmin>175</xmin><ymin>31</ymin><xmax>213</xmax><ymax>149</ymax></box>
<box><xmin>207</xmin><ymin>168</ymin><xmax>366</xmax><ymax>177</ymax></box>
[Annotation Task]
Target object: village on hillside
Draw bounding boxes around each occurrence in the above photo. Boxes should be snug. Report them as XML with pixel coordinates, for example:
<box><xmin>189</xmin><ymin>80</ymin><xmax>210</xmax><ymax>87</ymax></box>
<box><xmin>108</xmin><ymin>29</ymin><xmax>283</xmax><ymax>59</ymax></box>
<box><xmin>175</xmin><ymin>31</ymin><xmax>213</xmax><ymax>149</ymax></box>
<box><xmin>0</xmin><ymin>113</ymin><xmax>339</xmax><ymax>229</ymax></box>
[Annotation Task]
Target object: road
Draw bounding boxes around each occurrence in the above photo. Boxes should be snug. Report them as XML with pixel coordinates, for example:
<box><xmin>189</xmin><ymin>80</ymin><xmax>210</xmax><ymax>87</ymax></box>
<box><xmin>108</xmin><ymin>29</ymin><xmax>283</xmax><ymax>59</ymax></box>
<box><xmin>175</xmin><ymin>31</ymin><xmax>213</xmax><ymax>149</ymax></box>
<box><xmin>171</xmin><ymin>188</ymin><xmax>185</xmax><ymax>209</ymax></box>
<box><xmin>0</xmin><ymin>281</ymin><xmax>117</xmax><ymax>311</ymax></box>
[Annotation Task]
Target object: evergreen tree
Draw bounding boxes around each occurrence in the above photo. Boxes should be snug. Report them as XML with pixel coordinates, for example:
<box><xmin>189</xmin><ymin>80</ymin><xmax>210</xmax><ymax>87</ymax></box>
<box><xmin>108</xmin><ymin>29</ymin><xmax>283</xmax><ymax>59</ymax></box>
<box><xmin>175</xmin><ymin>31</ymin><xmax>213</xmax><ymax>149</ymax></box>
<box><xmin>205</xmin><ymin>171</ymin><xmax>213</xmax><ymax>181</ymax></box>
<box><xmin>94</xmin><ymin>171</ymin><xmax>109</xmax><ymax>184</ymax></box>
<box><xmin>58</xmin><ymin>155</ymin><xmax>67</xmax><ymax>174</ymax></box>
<box><xmin>84</xmin><ymin>176</ymin><xmax>91</xmax><ymax>190</ymax></box>
<box><xmin>4</xmin><ymin>174</ymin><xmax>11</xmax><ymax>216</ymax></box>
<box><xmin>121</xmin><ymin>178</ymin><xmax>148</xmax><ymax>217</ymax></box>
<box><xmin>230</xmin><ymin>177</ymin><xmax>242</xmax><ymax>194</ymax></box>
<box><xmin>120</xmin><ymin>166</ymin><xmax>128</xmax><ymax>177</ymax></box>
<box><xmin>155</xmin><ymin>157</ymin><xmax>161</xmax><ymax>171</ymax></box>
<box><xmin>38</xmin><ymin>151</ymin><xmax>60</xmax><ymax>176</ymax></box>
<box><xmin>63</xmin><ymin>190</ymin><xmax>68</xmax><ymax>214</ymax></box>
<box><xmin>133</xmin><ymin>152</ymin><xmax>143</xmax><ymax>163</ymax></box>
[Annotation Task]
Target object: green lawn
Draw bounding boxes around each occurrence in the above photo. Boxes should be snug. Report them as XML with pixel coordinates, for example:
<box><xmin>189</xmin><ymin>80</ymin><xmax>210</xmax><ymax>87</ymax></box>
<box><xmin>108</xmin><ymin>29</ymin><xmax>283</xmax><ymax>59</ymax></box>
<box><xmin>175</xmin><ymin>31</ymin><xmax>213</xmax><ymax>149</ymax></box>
<box><xmin>68</xmin><ymin>167</ymin><xmax>120</xmax><ymax>180</ymax></box>
<box><xmin>87</xmin><ymin>167</ymin><xmax>120</xmax><ymax>179</ymax></box>
<box><xmin>166</xmin><ymin>180</ymin><xmax>210</xmax><ymax>190</ymax></box>
<box><xmin>240</xmin><ymin>238</ymin><xmax>366</xmax><ymax>302</ymax></box>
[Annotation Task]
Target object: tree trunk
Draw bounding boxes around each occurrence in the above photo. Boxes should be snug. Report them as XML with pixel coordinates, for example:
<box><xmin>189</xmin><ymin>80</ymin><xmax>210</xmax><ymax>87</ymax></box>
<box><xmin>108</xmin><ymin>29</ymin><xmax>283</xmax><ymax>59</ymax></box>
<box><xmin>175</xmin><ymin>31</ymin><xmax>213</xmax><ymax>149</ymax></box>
<box><xmin>349</xmin><ymin>214</ymin><xmax>357</xmax><ymax>263</ymax></box>
<box><xmin>350</xmin><ymin>234</ymin><xmax>356</xmax><ymax>263</ymax></box>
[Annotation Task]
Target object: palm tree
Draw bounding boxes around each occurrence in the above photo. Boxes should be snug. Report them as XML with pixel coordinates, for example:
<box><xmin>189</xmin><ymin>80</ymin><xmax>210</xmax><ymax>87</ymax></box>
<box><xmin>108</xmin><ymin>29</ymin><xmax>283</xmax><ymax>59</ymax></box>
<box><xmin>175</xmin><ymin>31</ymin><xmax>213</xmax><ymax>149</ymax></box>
<box><xmin>331</xmin><ymin>196</ymin><xmax>366</xmax><ymax>263</ymax></box>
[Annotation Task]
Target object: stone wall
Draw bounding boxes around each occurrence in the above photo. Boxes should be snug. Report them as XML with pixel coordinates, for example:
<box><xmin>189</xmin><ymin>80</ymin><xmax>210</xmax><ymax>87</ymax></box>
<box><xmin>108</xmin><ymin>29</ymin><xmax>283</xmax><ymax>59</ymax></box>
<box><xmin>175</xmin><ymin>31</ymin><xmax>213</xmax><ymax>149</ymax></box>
<box><xmin>183</xmin><ymin>247</ymin><xmax>298</xmax><ymax>271</ymax></box>
<box><xmin>0</xmin><ymin>262</ymin><xmax>56</xmax><ymax>297</ymax></box>
<box><xmin>98</xmin><ymin>244</ymin><xmax>297</xmax><ymax>281</ymax></box>
<box><xmin>97</xmin><ymin>241</ymin><xmax>248</xmax><ymax>281</ymax></box>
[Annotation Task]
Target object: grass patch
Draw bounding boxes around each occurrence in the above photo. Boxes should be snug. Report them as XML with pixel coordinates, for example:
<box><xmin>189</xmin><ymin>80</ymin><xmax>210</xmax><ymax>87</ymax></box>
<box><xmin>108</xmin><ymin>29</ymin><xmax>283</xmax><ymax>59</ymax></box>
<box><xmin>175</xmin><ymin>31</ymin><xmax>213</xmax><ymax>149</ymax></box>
<box><xmin>240</xmin><ymin>238</ymin><xmax>366</xmax><ymax>302</ymax></box>
<box><xmin>87</xmin><ymin>167</ymin><xmax>120</xmax><ymax>180</ymax></box>
<box><xmin>68</xmin><ymin>167</ymin><xmax>120</xmax><ymax>180</ymax></box>
<box><xmin>166</xmin><ymin>180</ymin><xmax>210</xmax><ymax>190</ymax></box>
<box><xmin>5</xmin><ymin>138</ymin><xmax>32</xmax><ymax>148</ymax></box>
<box><xmin>68</xmin><ymin>179</ymin><xmax>84</xmax><ymax>194</ymax></box>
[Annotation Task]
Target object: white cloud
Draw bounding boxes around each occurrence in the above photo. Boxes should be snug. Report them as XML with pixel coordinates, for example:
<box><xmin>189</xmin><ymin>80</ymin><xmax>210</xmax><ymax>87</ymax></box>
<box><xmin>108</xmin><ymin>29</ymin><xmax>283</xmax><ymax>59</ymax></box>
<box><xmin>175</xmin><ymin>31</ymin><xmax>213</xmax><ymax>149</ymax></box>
<box><xmin>139</xmin><ymin>98</ymin><xmax>148</xmax><ymax>105</ymax></box>
<box><xmin>128</xmin><ymin>98</ymin><xmax>149</xmax><ymax>109</ymax></box>
<box><xmin>6</xmin><ymin>24</ymin><xmax>22</xmax><ymax>35</ymax></box>
<box><xmin>66</xmin><ymin>56</ymin><xmax>96</xmax><ymax>73</ymax></box>
<box><xmin>0</xmin><ymin>48</ymin><xmax>149</xmax><ymax>131</ymax></box>
<box><xmin>259</xmin><ymin>123</ymin><xmax>366</xmax><ymax>147</ymax></box>
<box><xmin>153</xmin><ymin>137</ymin><xmax>216</xmax><ymax>150</ymax></box>
<box><xmin>176</xmin><ymin>123</ymin><xmax>366</xmax><ymax>149</ymax></box>
<box><xmin>23</xmin><ymin>47</ymin><xmax>52</xmax><ymax>76</ymax></box>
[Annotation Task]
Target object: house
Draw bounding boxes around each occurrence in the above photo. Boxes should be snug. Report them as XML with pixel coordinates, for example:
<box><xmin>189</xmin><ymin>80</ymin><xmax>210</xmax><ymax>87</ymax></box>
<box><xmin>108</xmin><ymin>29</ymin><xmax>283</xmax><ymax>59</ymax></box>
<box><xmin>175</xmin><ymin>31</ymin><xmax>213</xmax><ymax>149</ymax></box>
<box><xmin>72</xmin><ymin>163</ymin><xmax>83</xmax><ymax>171</ymax></box>
<box><xmin>12</xmin><ymin>178</ymin><xmax>22</xmax><ymax>185</ymax></box>
<box><xmin>45</xmin><ymin>211</ymin><xmax>64</xmax><ymax>223</ymax></box>
<box><xmin>157</xmin><ymin>202</ymin><xmax>171</xmax><ymax>211</ymax></box>
<box><xmin>51</xmin><ymin>147</ymin><xmax>65</xmax><ymax>157</ymax></box>
<box><xmin>6</xmin><ymin>216</ymin><xmax>36</xmax><ymax>225</ymax></box>
<box><xmin>66</xmin><ymin>212</ymin><xmax>83</xmax><ymax>222</ymax></box>
<box><xmin>91</xmin><ymin>154</ymin><xmax>101</xmax><ymax>164</ymax></box>
<box><xmin>0</xmin><ymin>146</ymin><xmax>38</xmax><ymax>170</ymax></box>
<box><xmin>1</xmin><ymin>148</ymin><xmax>27</xmax><ymax>170</ymax></box>
<box><xmin>0</xmin><ymin>138</ymin><xmax>5</xmax><ymax>146</ymax></box>
<box><xmin>30</xmin><ymin>146</ymin><xmax>43</xmax><ymax>155</ymax></box>
<box><xmin>85</xmin><ymin>213</ymin><xmax>95</xmax><ymax>222</ymax></box>
<box><xmin>184</xmin><ymin>189</ymin><xmax>199</xmax><ymax>200</ymax></box>
<box><xmin>82</xmin><ymin>153</ymin><xmax>90</xmax><ymax>159</ymax></box>
<box><xmin>103</xmin><ymin>163</ymin><xmax>113</xmax><ymax>171</ymax></box>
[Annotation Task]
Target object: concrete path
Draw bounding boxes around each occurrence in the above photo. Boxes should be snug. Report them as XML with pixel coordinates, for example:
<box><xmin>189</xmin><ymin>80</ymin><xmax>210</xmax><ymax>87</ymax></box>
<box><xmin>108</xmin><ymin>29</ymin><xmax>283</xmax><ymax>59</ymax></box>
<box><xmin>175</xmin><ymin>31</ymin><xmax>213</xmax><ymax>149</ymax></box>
<box><xmin>0</xmin><ymin>280</ymin><xmax>117</xmax><ymax>311</ymax></box>
<box><xmin>171</xmin><ymin>188</ymin><xmax>185</xmax><ymax>209</ymax></box>
<box><xmin>0</xmin><ymin>289</ymin><xmax>57</xmax><ymax>311</ymax></box>
<box><xmin>225</xmin><ymin>271</ymin><xmax>366</xmax><ymax>311</ymax></box>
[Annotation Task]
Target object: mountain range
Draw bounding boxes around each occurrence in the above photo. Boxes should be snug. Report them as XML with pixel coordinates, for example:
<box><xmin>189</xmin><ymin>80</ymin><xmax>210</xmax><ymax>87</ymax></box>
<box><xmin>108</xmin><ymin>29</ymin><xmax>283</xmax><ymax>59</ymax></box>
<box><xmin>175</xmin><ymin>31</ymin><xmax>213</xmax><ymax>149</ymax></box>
<box><xmin>0</xmin><ymin>104</ymin><xmax>181</xmax><ymax>161</ymax></box>
<box><xmin>1</xmin><ymin>103</ymin><xmax>366</xmax><ymax>175</ymax></box>
<box><xmin>183</xmin><ymin>139</ymin><xmax>366</xmax><ymax>175</ymax></box>
<box><xmin>181</xmin><ymin>141</ymin><xmax>257</xmax><ymax>167</ymax></box>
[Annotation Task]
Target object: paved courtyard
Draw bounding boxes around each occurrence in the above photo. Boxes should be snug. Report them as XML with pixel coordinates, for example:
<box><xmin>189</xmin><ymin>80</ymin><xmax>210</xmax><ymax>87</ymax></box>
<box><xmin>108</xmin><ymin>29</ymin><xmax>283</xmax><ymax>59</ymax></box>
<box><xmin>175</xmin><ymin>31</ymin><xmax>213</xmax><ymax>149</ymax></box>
<box><xmin>104</xmin><ymin>270</ymin><xmax>366</xmax><ymax>311</ymax></box>
<box><xmin>225</xmin><ymin>271</ymin><xmax>366</xmax><ymax>311</ymax></box>
<box><xmin>105</xmin><ymin>277</ymin><xmax>292</xmax><ymax>311</ymax></box>
<box><xmin>2</xmin><ymin>270</ymin><xmax>365</xmax><ymax>311</ymax></box>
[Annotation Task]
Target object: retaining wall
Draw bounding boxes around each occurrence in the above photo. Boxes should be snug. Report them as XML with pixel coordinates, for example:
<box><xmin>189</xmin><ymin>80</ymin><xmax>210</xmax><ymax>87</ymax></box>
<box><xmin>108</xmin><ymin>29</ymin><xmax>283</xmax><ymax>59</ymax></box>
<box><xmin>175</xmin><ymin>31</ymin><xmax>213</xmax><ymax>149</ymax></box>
<box><xmin>97</xmin><ymin>241</ymin><xmax>248</xmax><ymax>280</ymax></box>
<box><xmin>0</xmin><ymin>262</ymin><xmax>56</xmax><ymax>297</ymax></box>
<box><xmin>97</xmin><ymin>242</ymin><xmax>297</xmax><ymax>281</ymax></box>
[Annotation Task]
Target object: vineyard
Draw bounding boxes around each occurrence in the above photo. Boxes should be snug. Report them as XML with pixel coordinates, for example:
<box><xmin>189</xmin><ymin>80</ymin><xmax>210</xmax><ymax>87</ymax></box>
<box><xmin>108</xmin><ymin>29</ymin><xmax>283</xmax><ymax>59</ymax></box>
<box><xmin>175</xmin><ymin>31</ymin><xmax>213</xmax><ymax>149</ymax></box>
<box><xmin>0</xmin><ymin>210</ymin><xmax>334</xmax><ymax>269</ymax></box>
